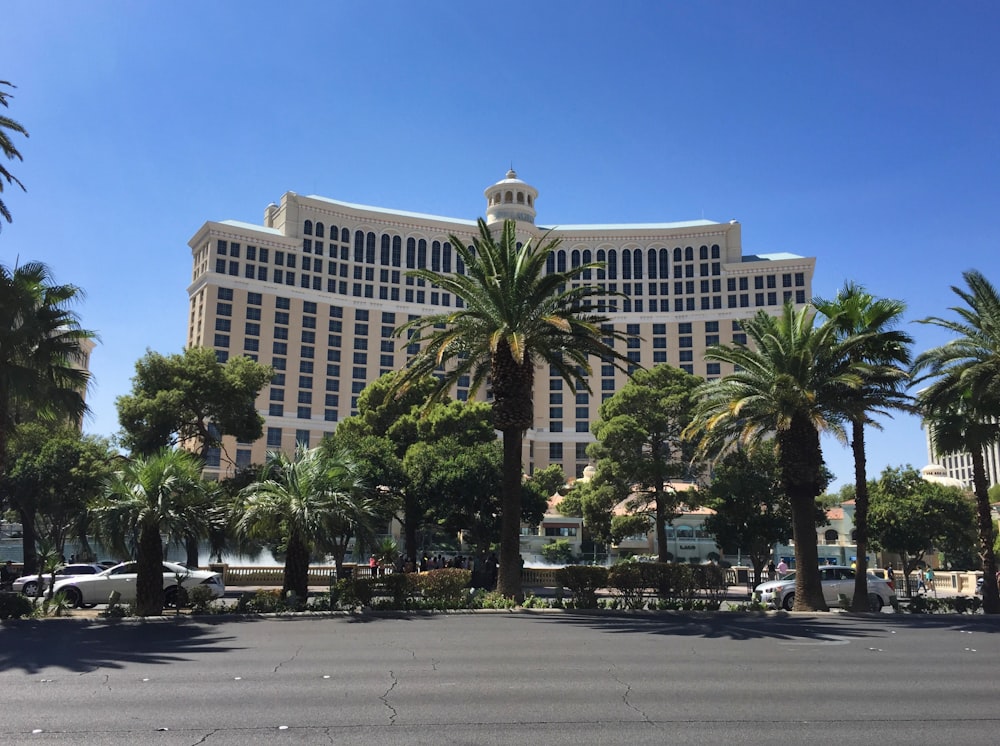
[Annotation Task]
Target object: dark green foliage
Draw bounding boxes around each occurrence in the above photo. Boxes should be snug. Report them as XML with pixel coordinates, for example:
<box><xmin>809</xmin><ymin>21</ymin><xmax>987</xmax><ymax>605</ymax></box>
<box><xmin>416</xmin><ymin>568</ymin><xmax>472</xmax><ymax>607</ymax></box>
<box><xmin>372</xmin><ymin>572</ymin><xmax>419</xmax><ymax>608</ymax></box>
<box><xmin>605</xmin><ymin>562</ymin><xmax>724</xmax><ymax>610</ymax></box>
<box><xmin>556</xmin><ymin>565</ymin><xmax>608</xmax><ymax>608</ymax></box>
<box><xmin>0</xmin><ymin>592</ymin><xmax>32</xmax><ymax>619</ymax></box>
<box><xmin>540</xmin><ymin>539</ymin><xmax>575</xmax><ymax>564</ymax></box>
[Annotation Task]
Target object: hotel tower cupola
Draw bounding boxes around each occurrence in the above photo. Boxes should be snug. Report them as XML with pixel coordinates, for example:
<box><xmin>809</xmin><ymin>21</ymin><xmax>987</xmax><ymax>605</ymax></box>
<box><xmin>484</xmin><ymin>169</ymin><xmax>538</xmax><ymax>226</ymax></box>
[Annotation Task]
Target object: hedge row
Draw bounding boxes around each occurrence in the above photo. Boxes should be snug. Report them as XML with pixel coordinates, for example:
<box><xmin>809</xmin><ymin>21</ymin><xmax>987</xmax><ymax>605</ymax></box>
<box><xmin>557</xmin><ymin>563</ymin><xmax>727</xmax><ymax>609</ymax></box>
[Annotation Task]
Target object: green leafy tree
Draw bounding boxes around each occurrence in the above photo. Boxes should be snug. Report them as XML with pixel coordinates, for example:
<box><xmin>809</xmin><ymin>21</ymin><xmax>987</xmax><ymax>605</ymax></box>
<box><xmin>868</xmin><ymin>465</ymin><xmax>977</xmax><ymax>590</ymax></box>
<box><xmin>0</xmin><ymin>261</ymin><xmax>96</xmax><ymax>572</ymax></box>
<box><xmin>913</xmin><ymin>270</ymin><xmax>1000</xmax><ymax>613</ymax></box>
<box><xmin>701</xmin><ymin>444</ymin><xmax>795</xmax><ymax>587</ymax></box>
<box><xmin>686</xmin><ymin>303</ymin><xmax>864</xmax><ymax>611</ymax></box>
<box><xmin>233</xmin><ymin>445</ymin><xmax>381</xmax><ymax>603</ymax></box>
<box><xmin>813</xmin><ymin>283</ymin><xmax>913</xmax><ymax>611</ymax></box>
<box><xmin>116</xmin><ymin>347</ymin><xmax>272</xmax><ymax>566</ymax></box>
<box><xmin>0</xmin><ymin>81</ymin><xmax>28</xmax><ymax>228</ymax></box>
<box><xmin>393</xmin><ymin>218</ymin><xmax>632</xmax><ymax>598</ymax></box>
<box><xmin>589</xmin><ymin>364</ymin><xmax>702</xmax><ymax>562</ymax></box>
<box><xmin>1</xmin><ymin>424</ymin><xmax>116</xmax><ymax>563</ymax></box>
<box><xmin>90</xmin><ymin>449</ymin><xmax>209</xmax><ymax>616</ymax></box>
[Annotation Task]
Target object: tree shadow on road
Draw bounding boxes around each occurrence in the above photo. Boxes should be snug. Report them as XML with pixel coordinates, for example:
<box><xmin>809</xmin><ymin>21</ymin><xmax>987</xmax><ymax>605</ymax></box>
<box><xmin>513</xmin><ymin>610</ymin><xmax>1000</xmax><ymax>641</ymax></box>
<box><xmin>0</xmin><ymin>618</ymin><xmax>252</xmax><ymax>674</ymax></box>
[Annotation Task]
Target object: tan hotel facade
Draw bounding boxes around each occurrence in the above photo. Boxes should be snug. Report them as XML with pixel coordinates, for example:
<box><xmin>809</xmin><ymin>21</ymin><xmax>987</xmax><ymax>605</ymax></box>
<box><xmin>186</xmin><ymin>171</ymin><xmax>815</xmax><ymax>480</ymax></box>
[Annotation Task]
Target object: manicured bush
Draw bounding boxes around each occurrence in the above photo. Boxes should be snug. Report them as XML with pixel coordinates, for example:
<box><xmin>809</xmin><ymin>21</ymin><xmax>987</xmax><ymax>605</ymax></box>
<box><xmin>607</xmin><ymin>563</ymin><xmax>650</xmax><ymax>609</ymax></box>
<box><xmin>372</xmin><ymin>573</ymin><xmax>419</xmax><ymax>609</ymax></box>
<box><xmin>0</xmin><ymin>592</ymin><xmax>33</xmax><ymax>619</ymax></box>
<box><xmin>188</xmin><ymin>584</ymin><xmax>218</xmax><ymax>613</ymax></box>
<box><xmin>557</xmin><ymin>565</ymin><xmax>608</xmax><ymax>608</ymax></box>
<box><xmin>416</xmin><ymin>568</ymin><xmax>472</xmax><ymax>607</ymax></box>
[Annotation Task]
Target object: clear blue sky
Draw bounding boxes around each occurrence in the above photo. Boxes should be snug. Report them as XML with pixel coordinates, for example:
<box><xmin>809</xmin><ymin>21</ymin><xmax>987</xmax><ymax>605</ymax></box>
<box><xmin>3</xmin><ymin>2</ymin><xmax>999</xmax><ymax>490</ymax></box>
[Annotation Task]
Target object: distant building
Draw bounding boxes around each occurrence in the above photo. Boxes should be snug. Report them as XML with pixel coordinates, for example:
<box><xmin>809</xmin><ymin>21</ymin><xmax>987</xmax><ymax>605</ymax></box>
<box><xmin>186</xmin><ymin>171</ymin><xmax>815</xmax><ymax>480</ymax></box>
<box><xmin>924</xmin><ymin>425</ymin><xmax>1000</xmax><ymax>490</ymax></box>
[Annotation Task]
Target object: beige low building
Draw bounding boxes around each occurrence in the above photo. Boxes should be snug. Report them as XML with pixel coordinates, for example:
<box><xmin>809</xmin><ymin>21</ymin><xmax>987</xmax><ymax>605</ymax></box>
<box><xmin>186</xmin><ymin>171</ymin><xmax>815</xmax><ymax>480</ymax></box>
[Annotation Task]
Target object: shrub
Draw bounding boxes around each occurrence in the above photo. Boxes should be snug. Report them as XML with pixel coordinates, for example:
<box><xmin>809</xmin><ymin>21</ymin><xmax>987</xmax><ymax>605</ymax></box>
<box><xmin>333</xmin><ymin>578</ymin><xmax>373</xmax><ymax>610</ymax></box>
<box><xmin>235</xmin><ymin>589</ymin><xmax>290</xmax><ymax>614</ymax></box>
<box><xmin>540</xmin><ymin>539</ymin><xmax>575</xmax><ymax>564</ymax></box>
<box><xmin>607</xmin><ymin>563</ymin><xmax>650</xmax><ymax>609</ymax></box>
<box><xmin>472</xmin><ymin>590</ymin><xmax>518</xmax><ymax>610</ymax></box>
<box><xmin>557</xmin><ymin>565</ymin><xmax>608</xmax><ymax>608</ymax></box>
<box><xmin>416</xmin><ymin>568</ymin><xmax>472</xmax><ymax>607</ymax></box>
<box><xmin>0</xmin><ymin>592</ymin><xmax>33</xmax><ymax>620</ymax></box>
<box><xmin>373</xmin><ymin>573</ymin><xmax>419</xmax><ymax>608</ymax></box>
<box><xmin>188</xmin><ymin>584</ymin><xmax>218</xmax><ymax>614</ymax></box>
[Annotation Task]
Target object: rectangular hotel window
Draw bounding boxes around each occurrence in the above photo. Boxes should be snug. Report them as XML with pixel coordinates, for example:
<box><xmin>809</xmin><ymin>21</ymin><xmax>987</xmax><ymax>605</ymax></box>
<box><xmin>266</xmin><ymin>428</ymin><xmax>282</xmax><ymax>448</ymax></box>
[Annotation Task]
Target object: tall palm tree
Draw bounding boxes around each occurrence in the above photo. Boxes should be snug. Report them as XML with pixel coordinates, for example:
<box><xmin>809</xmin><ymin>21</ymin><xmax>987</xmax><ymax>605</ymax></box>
<box><xmin>233</xmin><ymin>445</ymin><xmax>378</xmax><ymax>606</ymax></box>
<box><xmin>0</xmin><ymin>80</ymin><xmax>29</xmax><ymax>228</ymax></box>
<box><xmin>393</xmin><ymin>218</ymin><xmax>632</xmax><ymax>598</ymax></box>
<box><xmin>813</xmin><ymin>283</ymin><xmax>913</xmax><ymax>612</ymax></box>
<box><xmin>913</xmin><ymin>269</ymin><xmax>1000</xmax><ymax>614</ymax></box>
<box><xmin>0</xmin><ymin>260</ymin><xmax>95</xmax><ymax>573</ymax></box>
<box><xmin>686</xmin><ymin>302</ymin><xmax>864</xmax><ymax>611</ymax></box>
<box><xmin>90</xmin><ymin>449</ymin><xmax>209</xmax><ymax>616</ymax></box>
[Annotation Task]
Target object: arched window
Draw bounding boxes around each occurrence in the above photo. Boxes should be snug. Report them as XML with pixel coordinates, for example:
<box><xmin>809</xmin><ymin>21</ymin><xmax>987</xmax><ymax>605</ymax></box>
<box><xmin>315</xmin><ymin>222</ymin><xmax>325</xmax><ymax>238</ymax></box>
<box><xmin>659</xmin><ymin>248</ymin><xmax>670</xmax><ymax>278</ymax></box>
<box><xmin>596</xmin><ymin>249</ymin><xmax>606</xmax><ymax>280</ymax></box>
<box><xmin>685</xmin><ymin>246</ymin><xmax>694</xmax><ymax>261</ymax></box>
<box><xmin>571</xmin><ymin>250</ymin><xmax>581</xmax><ymax>269</ymax></box>
<box><xmin>582</xmin><ymin>249</ymin><xmax>592</xmax><ymax>280</ymax></box>
<box><xmin>431</xmin><ymin>240</ymin><xmax>441</xmax><ymax>271</ymax></box>
<box><xmin>622</xmin><ymin>249</ymin><xmax>632</xmax><ymax>279</ymax></box>
<box><xmin>504</xmin><ymin>191</ymin><xmax>513</xmax><ymax>203</ymax></box>
<box><xmin>824</xmin><ymin>529</ymin><xmax>839</xmax><ymax>543</ymax></box>
<box><xmin>304</xmin><ymin>220</ymin><xmax>313</xmax><ymax>235</ymax></box>
<box><xmin>392</xmin><ymin>236</ymin><xmax>402</xmax><ymax>267</ymax></box>
<box><xmin>443</xmin><ymin>242</ymin><xmax>452</xmax><ymax>272</ymax></box>
<box><xmin>354</xmin><ymin>231</ymin><xmax>365</xmax><ymax>263</ymax></box>
<box><xmin>633</xmin><ymin>250</ymin><xmax>643</xmax><ymax>279</ymax></box>
<box><xmin>380</xmin><ymin>234</ymin><xmax>391</xmax><ymax>266</ymax></box>
<box><xmin>517</xmin><ymin>192</ymin><xmax>525</xmax><ymax>203</ymax></box>
<box><xmin>556</xmin><ymin>250</ymin><xmax>567</xmax><ymax>273</ymax></box>
<box><xmin>673</xmin><ymin>247</ymin><xmax>682</xmax><ymax>263</ymax></box>
<box><xmin>406</xmin><ymin>237</ymin><xmax>416</xmax><ymax>269</ymax></box>
<box><xmin>527</xmin><ymin>195</ymin><xmax>533</xmax><ymax>206</ymax></box>
<box><xmin>341</xmin><ymin>228</ymin><xmax>350</xmax><ymax>243</ymax></box>
<box><xmin>700</xmin><ymin>245</ymin><xmax>708</xmax><ymax>260</ymax></box>
<box><xmin>329</xmin><ymin>225</ymin><xmax>338</xmax><ymax>242</ymax></box>
<box><xmin>607</xmin><ymin>250</ymin><xmax>618</xmax><ymax>279</ymax></box>
<box><xmin>647</xmin><ymin>249</ymin><xmax>657</xmax><ymax>279</ymax></box>
<box><xmin>366</xmin><ymin>232</ymin><xmax>376</xmax><ymax>264</ymax></box>
<box><xmin>417</xmin><ymin>239</ymin><xmax>427</xmax><ymax>269</ymax></box>
<box><xmin>711</xmin><ymin>244</ymin><xmax>720</xmax><ymax>259</ymax></box>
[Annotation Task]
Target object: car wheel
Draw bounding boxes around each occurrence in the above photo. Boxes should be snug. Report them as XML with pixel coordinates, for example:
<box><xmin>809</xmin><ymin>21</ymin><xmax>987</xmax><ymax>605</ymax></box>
<box><xmin>782</xmin><ymin>593</ymin><xmax>795</xmax><ymax>611</ymax></box>
<box><xmin>21</xmin><ymin>581</ymin><xmax>38</xmax><ymax>596</ymax></box>
<box><xmin>868</xmin><ymin>593</ymin><xmax>882</xmax><ymax>612</ymax></box>
<box><xmin>61</xmin><ymin>587</ymin><xmax>82</xmax><ymax>608</ymax></box>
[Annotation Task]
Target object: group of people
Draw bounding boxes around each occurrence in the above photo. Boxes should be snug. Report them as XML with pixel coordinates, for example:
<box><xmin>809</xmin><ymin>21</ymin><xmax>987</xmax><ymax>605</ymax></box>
<box><xmin>766</xmin><ymin>559</ymin><xmax>789</xmax><ymax>581</ymax></box>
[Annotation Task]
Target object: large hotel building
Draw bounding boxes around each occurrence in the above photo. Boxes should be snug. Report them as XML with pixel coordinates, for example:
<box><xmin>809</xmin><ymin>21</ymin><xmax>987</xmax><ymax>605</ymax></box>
<box><xmin>186</xmin><ymin>171</ymin><xmax>815</xmax><ymax>480</ymax></box>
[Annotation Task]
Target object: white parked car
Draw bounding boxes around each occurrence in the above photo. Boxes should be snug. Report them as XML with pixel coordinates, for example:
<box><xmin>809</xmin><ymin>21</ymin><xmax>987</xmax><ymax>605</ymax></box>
<box><xmin>13</xmin><ymin>563</ymin><xmax>107</xmax><ymax>596</ymax></box>
<box><xmin>52</xmin><ymin>561</ymin><xmax>225</xmax><ymax>608</ymax></box>
<box><xmin>753</xmin><ymin>566</ymin><xmax>896</xmax><ymax>611</ymax></box>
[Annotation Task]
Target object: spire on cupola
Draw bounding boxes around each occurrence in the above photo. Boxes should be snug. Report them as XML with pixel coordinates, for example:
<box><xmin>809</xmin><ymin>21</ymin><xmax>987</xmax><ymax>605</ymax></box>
<box><xmin>483</xmin><ymin>169</ymin><xmax>538</xmax><ymax>226</ymax></box>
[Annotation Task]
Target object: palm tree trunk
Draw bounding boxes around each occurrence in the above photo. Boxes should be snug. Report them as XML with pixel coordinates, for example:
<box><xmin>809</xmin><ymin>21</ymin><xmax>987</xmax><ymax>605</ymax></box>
<box><xmin>496</xmin><ymin>429</ymin><xmax>524</xmax><ymax>600</ymax></box>
<box><xmin>184</xmin><ymin>536</ymin><xmax>200</xmax><ymax>568</ymax></box>
<box><xmin>970</xmin><ymin>449</ymin><xmax>999</xmax><ymax>614</ymax></box>
<box><xmin>779</xmin><ymin>413</ymin><xmax>828</xmax><ymax>611</ymax></box>
<box><xmin>18</xmin><ymin>506</ymin><xmax>38</xmax><ymax>575</ymax></box>
<box><xmin>655</xmin><ymin>487</ymin><xmax>669</xmax><ymax>564</ymax></box>
<box><xmin>136</xmin><ymin>523</ymin><xmax>165</xmax><ymax>616</ymax></box>
<box><xmin>849</xmin><ymin>421</ymin><xmax>872</xmax><ymax>612</ymax></box>
<box><xmin>283</xmin><ymin>531</ymin><xmax>310</xmax><ymax>608</ymax></box>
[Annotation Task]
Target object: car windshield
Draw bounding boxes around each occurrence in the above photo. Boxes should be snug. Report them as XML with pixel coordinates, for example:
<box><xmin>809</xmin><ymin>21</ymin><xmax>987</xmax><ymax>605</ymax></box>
<box><xmin>780</xmin><ymin>572</ymin><xmax>796</xmax><ymax>581</ymax></box>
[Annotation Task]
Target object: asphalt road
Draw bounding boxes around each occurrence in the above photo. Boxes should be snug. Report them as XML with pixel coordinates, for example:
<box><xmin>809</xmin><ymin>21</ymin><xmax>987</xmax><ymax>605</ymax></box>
<box><xmin>1</xmin><ymin>611</ymin><xmax>998</xmax><ymax>745</ymax></box>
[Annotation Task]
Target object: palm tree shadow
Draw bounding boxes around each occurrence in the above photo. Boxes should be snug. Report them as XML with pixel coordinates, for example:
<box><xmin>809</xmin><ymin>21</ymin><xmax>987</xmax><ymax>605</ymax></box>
<box><xmin>517</xmin><ymin>610</ymin><xmax>1000</xmax><ymax>641</ymax></box>
<box><xmin>0</xmin><ymin>618</ymin><xmax>251</xmax><ymax>674</ymax></box>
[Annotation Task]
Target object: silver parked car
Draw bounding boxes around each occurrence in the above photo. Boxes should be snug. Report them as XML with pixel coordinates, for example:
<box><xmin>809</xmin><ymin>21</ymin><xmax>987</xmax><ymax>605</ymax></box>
<box><xmin>52</xmin><ymin>561</ymin><xmax>225</xmax><ymax>608</ymax></box>
<box><xmin>13</xmin><ymin>563</ymin><xmax>107</xmax><ymax>597</ymax></box>
<box><xmin>753</xmin><ymin>566</ymin><xmax>896</xmax><ymax>611</ymax></box>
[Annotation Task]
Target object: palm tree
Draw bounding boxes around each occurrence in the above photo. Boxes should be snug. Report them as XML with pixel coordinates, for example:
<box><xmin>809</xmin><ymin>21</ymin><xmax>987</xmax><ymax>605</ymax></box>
<box><xmin>233</xmin><ymin>445</ymin><xmax>378</xmax><ymax>606</ymax></box>
<box><xmin>912</xmin><ymin>269</ymin><xmax>1000</xmax><ymax>614</ymax></box>
<box><xmin>813</xmin><ymin>283</ymin><xmax>913</xmax><ymax>611</ymax></box>
<box><xmin>0</xmin><ymin>81</ymin><xmax>29</xmax><ymax>229</ymax></box>
<box><xmin>393</xmin><ymin>218</ymin><xmax>632</xmax><ymax>598</ymax></box>
<box><xmin>0</xmin><ymin>260</ymin><xmax>95</xmax><ymax>573</ymax></box>
<box><xmin>686</xmin><ymin>302</ymin><xmax>864</xmax><ymax>611</ymax></box>
<box><xmin>90</xmin><ymin>449</ymin><xmax>209</xmax><ymax>616</ymax></box>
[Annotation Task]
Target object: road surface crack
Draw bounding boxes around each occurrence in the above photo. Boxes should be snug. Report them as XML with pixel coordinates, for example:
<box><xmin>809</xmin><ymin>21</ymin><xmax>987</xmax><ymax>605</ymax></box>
<box><xmin>190</xmin><ymin>728</ymin><xmax>219</xmax><ymax>745</ymax></box>
<box><xmin>380</xmin><ymin>670</ymin><xmax>399</xmax><ymax>725</ymax></box>
<box><xmin>273</xmin><ymin>645</ymin><xmax>303</xmax><ymax>673</ymax></box>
